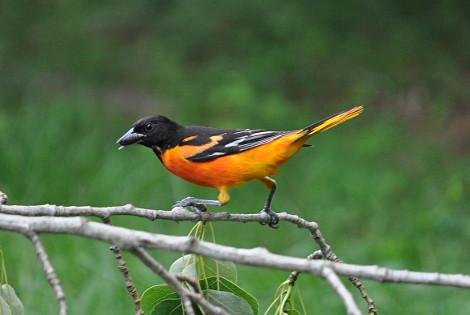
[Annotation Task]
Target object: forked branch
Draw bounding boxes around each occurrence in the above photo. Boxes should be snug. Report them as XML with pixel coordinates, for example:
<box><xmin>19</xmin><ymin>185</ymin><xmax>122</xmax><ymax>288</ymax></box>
<box><xmin>2</xmin><ymin>200</ymin><xmax>470</xmax><ymax>314</ymax></box>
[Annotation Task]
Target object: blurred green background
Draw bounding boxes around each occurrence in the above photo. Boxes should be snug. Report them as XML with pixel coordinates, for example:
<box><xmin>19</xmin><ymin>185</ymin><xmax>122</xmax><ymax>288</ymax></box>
<box><xmin>1</xmin><ymin>1</ymin><xmax>469</xmax><ymax>314</ymax></box>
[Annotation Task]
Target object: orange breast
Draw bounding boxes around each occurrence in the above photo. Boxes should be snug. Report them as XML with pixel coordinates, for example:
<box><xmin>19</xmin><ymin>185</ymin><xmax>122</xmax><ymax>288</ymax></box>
<box><xmin>160</xmin><ymin>133</ymin><xmax>307</xmax><ymax>188</ymax></box>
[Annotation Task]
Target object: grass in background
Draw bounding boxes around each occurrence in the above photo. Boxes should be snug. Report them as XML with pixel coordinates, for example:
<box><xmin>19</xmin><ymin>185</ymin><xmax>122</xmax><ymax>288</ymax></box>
<box><xmin>0</xmin><ymin>101</ymin><xmax>468</xmax><ymax>314</ymax></box>
<box><xmin>1</xmin><ymin>1</ymin><xmax>469</xmax><ymax>313</ymax></box>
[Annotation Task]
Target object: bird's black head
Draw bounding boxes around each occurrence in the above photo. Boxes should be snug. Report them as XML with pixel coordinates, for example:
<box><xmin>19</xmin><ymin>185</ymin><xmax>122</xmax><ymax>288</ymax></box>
<box><xmin>116</xmin><ymin>115</ymin><xmax>182</xmax><ymax>150</ymax></box>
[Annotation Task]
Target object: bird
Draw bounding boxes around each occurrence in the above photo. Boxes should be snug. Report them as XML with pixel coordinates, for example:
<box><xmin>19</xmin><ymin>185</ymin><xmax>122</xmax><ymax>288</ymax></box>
<box><xmin>117</xmin><ymin>106</ymin><xmax>363</xmax><ymax>228</ymax></box>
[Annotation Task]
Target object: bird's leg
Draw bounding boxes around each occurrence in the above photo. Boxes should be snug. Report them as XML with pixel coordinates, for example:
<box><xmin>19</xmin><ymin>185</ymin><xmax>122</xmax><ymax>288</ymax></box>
<box><xmin>172</xmin><ymin>186</ymin><xmax>229</xmax><ymax>221</ymax></box>
<box><xmin>259</xmin><ymin>176</ymin><xmax>279</xmax><ymax>228</ymax></box>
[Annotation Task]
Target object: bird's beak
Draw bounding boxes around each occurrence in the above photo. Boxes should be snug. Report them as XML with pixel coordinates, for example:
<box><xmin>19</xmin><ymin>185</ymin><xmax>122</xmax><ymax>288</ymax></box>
<box><xmin>116</xmin><ymin>128</ymin><xmax>144</xmax><ymax>150</ymax></box>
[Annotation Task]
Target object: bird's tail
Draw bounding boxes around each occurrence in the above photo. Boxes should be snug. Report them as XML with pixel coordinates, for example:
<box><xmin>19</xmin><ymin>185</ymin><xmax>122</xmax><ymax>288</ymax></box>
<box><xmin>295</xmin><ymin>106</ymin><xmax>364</xmax><ymax>142</ymax></box>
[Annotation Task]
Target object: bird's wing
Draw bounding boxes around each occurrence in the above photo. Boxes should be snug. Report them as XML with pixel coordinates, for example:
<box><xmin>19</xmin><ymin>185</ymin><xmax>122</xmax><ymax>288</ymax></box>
<box><xmin>179</xmin><ymin>127</ymin><xmax>293</xmax><ymax>162</ymax></box>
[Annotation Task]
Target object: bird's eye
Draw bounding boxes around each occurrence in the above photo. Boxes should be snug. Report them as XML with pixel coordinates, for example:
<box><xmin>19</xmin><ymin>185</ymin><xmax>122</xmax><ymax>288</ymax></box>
<box><xmin>144</xmin><ymin>123</ymin><xmax>153</xmax><ymax>131</ymax></box>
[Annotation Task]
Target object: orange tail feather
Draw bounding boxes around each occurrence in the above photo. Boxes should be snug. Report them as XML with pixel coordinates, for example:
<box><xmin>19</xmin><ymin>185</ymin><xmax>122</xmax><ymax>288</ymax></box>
<box><xmin>295</xmin><ymin>106</ymin><xmax>364</xmax><ymax>141</ymax></box>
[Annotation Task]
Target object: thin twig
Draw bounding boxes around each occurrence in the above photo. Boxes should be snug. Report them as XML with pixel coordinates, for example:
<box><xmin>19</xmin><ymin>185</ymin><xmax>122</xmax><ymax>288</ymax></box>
<box><xmin>109</xmin><ymin>244</ymin><xmax>143</xmax><ymax>315</ymax></box>
<box><xmin>0</xmin><ymin>191</ymin><xmax>8</xmax><ymax>205</ymax></box>
<box><xmin>322</xmin><ymin>267</ymin><xmax>362</xmax><ymax>315</ymax></box>
<box><xmin>348</xmin><ymin>276</ymin><xmax>378</xmax><ymax>315</ymax></box>
<box><xmin>132</xmin><ymin>248</ymin><xmax>195</xmax><ymax>315</ymax></box>
<box><xmin>308</xmin><ymin>250</ymin><xmax>324</xmax><ymax>260</ymax></box>
<box><xmin>176</xmin><ymin>274</ymin><xmax>203</xmax><ymax>294</ymax></box>
<box><xmin>26</xmin><ymin>232</ymin><xmax>67</xmax><ymax>315</ymax></box>
<box><xmin>102</xmin><ymin>217</ymin><xmax>143</xmax><ymax>315</ymax></box>
<box><xmin>311</xmin><ymin>228</ymin><xmax>378</xmax><ymax>314</ymax></box>
<box><xmin>312</xmin><ymin>250</ymin><xmax>378</xmax><ymax>314</ymax></box>
<box><xmin>0</xmin><ymin>204</ymin><xmax>319</xmax><ymax>231</ymax></box>
<box><xmin>292</xmin><ymin>251</ymin><xmax>363</xmax><ymax>314</ymax></box>
<box><xmin>131</xmin><ymin>247</ymin><xmax>228</xmax><ymax>315</ymax></box>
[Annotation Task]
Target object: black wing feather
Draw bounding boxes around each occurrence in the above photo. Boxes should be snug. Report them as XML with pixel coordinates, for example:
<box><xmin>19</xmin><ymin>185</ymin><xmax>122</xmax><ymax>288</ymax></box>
<box><xmin>181</xmin><ymin>127</ymin><xmax>293</xmax><ymax>162</ymax></box>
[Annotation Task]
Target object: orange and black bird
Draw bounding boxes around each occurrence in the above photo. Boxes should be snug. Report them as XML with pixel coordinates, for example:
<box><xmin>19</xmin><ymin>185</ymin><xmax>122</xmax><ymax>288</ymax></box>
<box><xmin>117</xmin><ymin>106</ymin><xmax>363</xmax><ymax>227</ymax></box>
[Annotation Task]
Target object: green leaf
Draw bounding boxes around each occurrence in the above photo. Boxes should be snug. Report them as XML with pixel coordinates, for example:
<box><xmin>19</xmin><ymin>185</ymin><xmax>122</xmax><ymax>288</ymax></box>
<box><xmin>170</xmin><ymin>255</ymin><xmax>237</xmax><ymax>283</ymax></box>
<box><xmin>141</xmin><ymin>285</ymin><xmax>204</xmax><ymax>315</ymax></box>
<box><xmin>201</xmin><ymin>257</ymin><xmax>237</xmax><ymax>283</ymax></box>
<box><xmin>151</xmin><ymin>298</ymin><xmax>204</xmax><ymax>315</ymax></box>
<box><xmin>0</xmin><ymin>285</ymin><xmax>24</xmax><ymax>315</ymax></box>
<box><xmin>207</xmin><ymin>289</ymin><xmax>254</xmax><ymax>315</ymax></box>
<box><xmin>169</xmin><ymin>255</ymin><xmax>197</xmax><ymax>279</ymax></box>
<box><xmin>150</xmin><ymin>298</ymin><xmax>183</xmax><ymax>315</ymax></box>
<box><xmin>140</xmin><ymin>285</ymin><xmax>179</xmax><ymax>313</ymax></box>
<box><xmin>201</xmin><ymin>277</ymin><xmax>258</xmax><ymax>314</ymax></box>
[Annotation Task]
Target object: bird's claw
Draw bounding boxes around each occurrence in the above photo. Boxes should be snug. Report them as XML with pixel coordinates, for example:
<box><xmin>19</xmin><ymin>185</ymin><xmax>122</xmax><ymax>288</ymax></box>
<box><xmin>172</xmin><ymin>196</ymin><xmax>196</xmax><ymax>208</ymax></box>
<box><xmin>260</xmin><ymin>207</ymin><xmax>280</xmax><ymax>229</ymax></box>
<box><xmin>189</xmin><ymin>206</ymin><xmax>204</xmax><ymax>222</ymax></box>
<box><xmin>172</xmin><ymin>197</ymin><xmax>207</xmax><ymax>222</ymax></box>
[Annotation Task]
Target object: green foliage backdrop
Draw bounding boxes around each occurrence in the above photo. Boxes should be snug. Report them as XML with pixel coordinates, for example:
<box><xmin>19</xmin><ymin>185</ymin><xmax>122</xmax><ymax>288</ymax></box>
<box><xmin>0</xmin><ymin>1</ymin><xmax>469</xmax><ymax>314</ymax></box>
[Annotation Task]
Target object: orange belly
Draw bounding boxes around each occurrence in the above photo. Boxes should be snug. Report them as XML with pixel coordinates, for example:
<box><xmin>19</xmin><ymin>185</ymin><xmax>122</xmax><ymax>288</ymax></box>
<box><xmin>160</xmin><ymin>134</ymin><xmax>306</xmax><ymax>188</ymax></box>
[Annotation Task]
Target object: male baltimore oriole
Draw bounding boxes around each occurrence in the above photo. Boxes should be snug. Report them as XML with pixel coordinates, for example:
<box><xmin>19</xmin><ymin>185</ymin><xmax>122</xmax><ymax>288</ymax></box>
<box><xmin>117</xmin><ymin>106</ymin><xmax>363</xmax><ymax>227</ymax></box>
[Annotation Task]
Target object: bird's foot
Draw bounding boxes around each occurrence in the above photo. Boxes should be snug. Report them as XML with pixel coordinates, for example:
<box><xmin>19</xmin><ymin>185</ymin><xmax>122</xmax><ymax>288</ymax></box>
<box><xmin>173</xmin><ymin>197</ymin><xmax>206</xmax><ymax>209</ymax></box>
<box><xmin>172</xmin><ymin>197</ymin><xmax>222</xmax><ymax>221</ymax></box>
<box><xmin>259</xmin><ymin>207</ymin><xmax>280</xmax><ymax>229</ymax></box>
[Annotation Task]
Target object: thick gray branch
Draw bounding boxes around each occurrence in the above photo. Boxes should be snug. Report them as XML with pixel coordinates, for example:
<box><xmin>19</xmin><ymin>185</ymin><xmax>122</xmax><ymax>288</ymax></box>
<box><xmin>1</xmin><ymin>213</ymin><xmax>469</xmax><ymax>289</ymax></box>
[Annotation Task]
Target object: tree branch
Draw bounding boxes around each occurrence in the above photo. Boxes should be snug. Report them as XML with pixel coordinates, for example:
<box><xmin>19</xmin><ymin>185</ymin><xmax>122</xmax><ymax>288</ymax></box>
<box><xmin>102</xmin><ymin>217</ymin><xmax>143</xmax><ymax>315</ymax></box>
<box><xmin>1</xmin><ymin>213</ymin><xmax>469</xmax><ymax>289</ymax></box>
<box><xmin>131</xmin><ymin>247</ymin><xmax>228</xmax><ymax>315</ymax></box>
<box><xmin>2</xmin><ymin>202</ymin><xmax>470</xmax><ymax>314</ymax></box>
<box><xmin>311</xmin><ymin>250</ymin><xmax>378</xmax><ymax>314</ymax></box>
<box><xmin>0</xmin><ymin>203</ymin><xmax>319</xmax><ymax>230</ymax></box>
<box><xmin>26</xmin><ymin>232</ymin><xmax>67</xmax><ymax>315</ymax></box>
<box><xmin>322</xmin><ymin>267</ymin><xmax>361</xmax><ymax>315</ymax></box>
<box><xmin>109</xmin><ymin>244</ymin><xmax>143</xmax><ymax>314</ymax></box>
<box><xmin>0</xmin><ymin>191</ymin><xmax>7</xmax><ymax>205</ymax></box>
